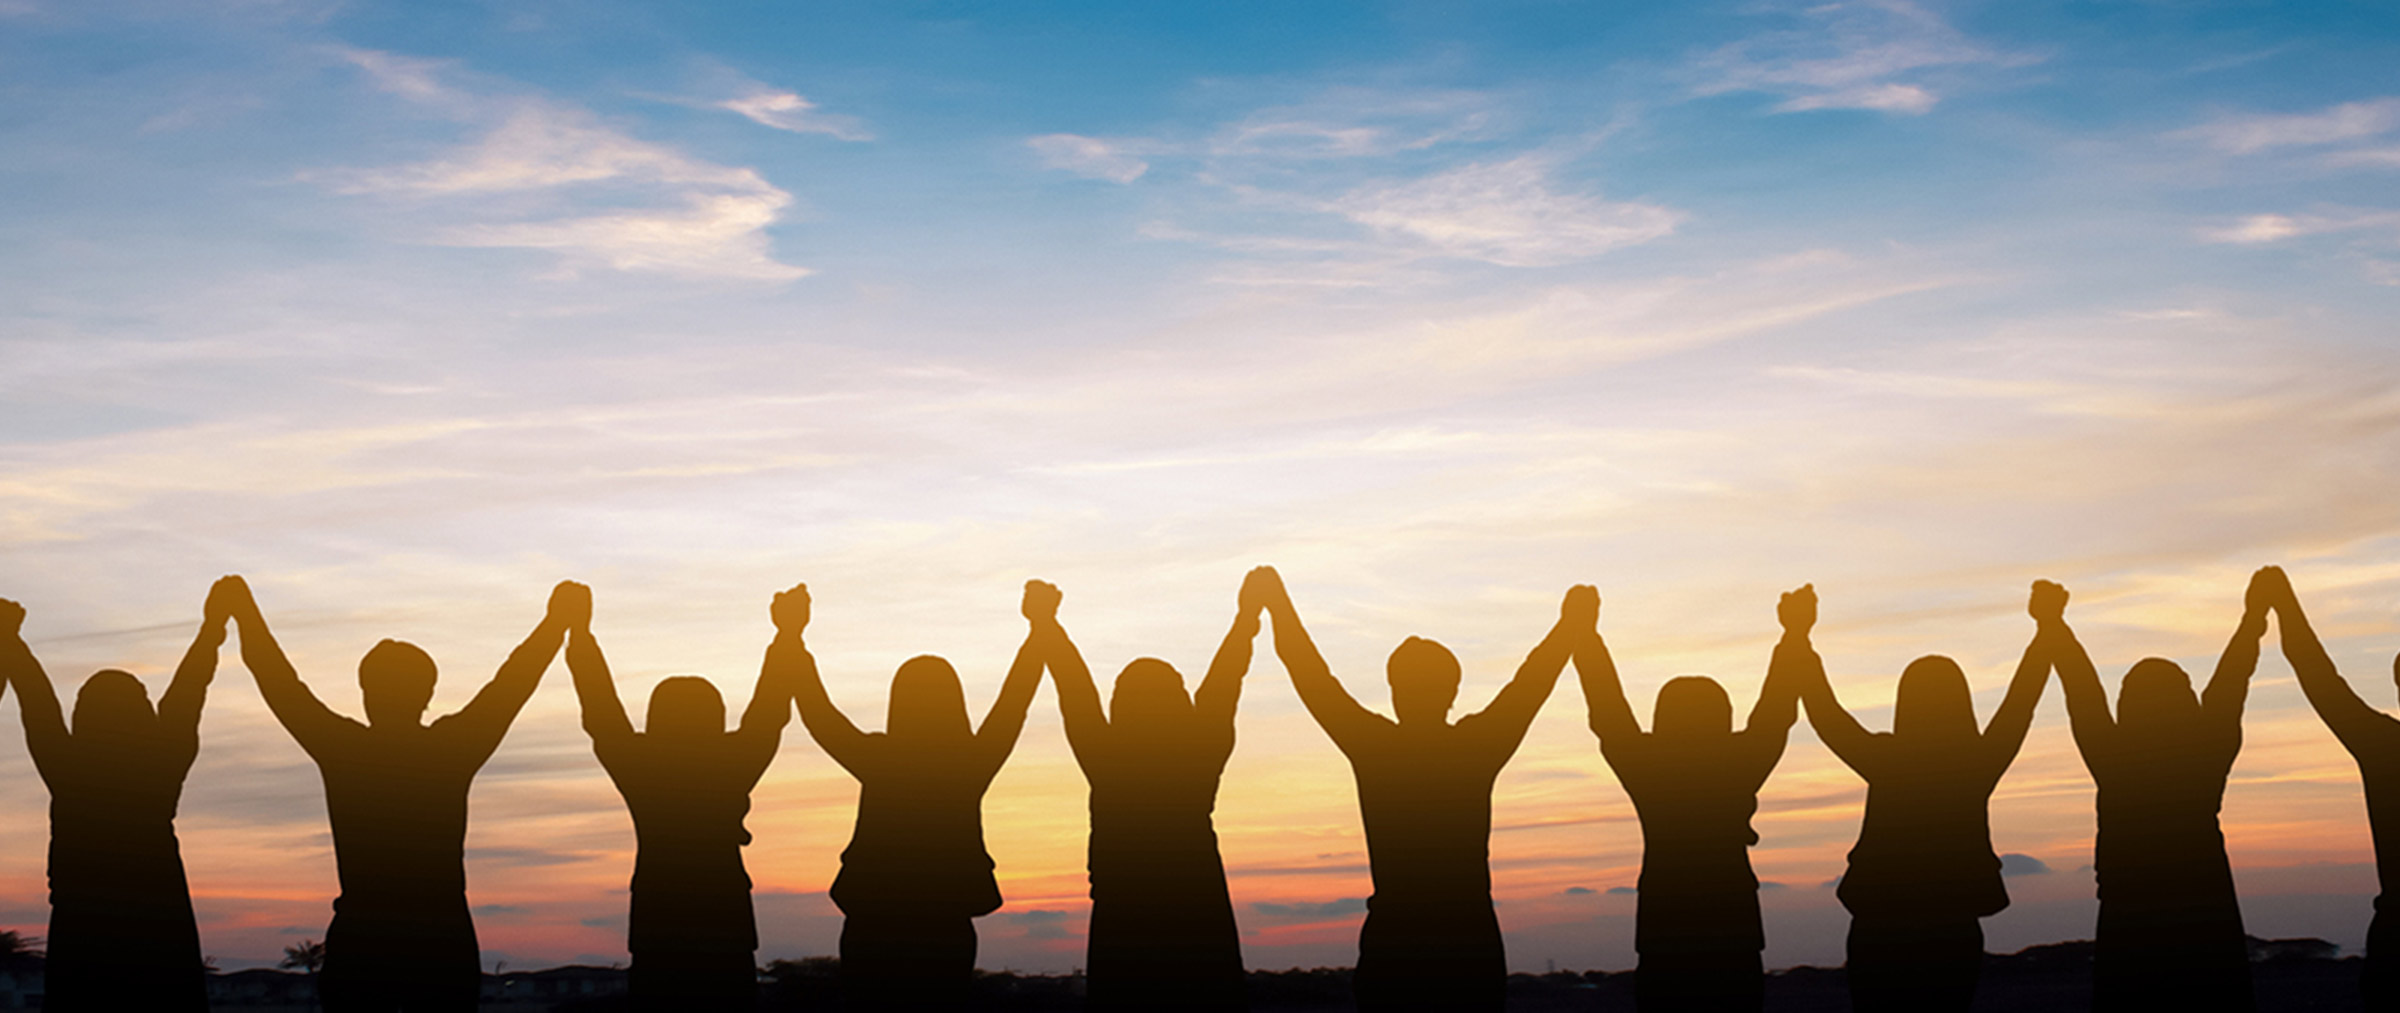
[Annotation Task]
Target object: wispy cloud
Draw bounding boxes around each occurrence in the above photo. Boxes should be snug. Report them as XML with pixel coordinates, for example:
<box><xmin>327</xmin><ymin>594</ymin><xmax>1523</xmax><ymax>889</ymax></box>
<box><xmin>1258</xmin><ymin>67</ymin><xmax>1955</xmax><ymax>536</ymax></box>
<box><xmin>1695</xmin><ymin>0</ymin><xmax>2031</xmax><ymax>115</ymax></box>
<box><xmin>1328</xmin><ymin>155</ymin><xmax>1680</xmax><ymax>266</ymax></box>
<box><xmin>1027</xmin><ymin>133</ymin><xmax>1150</xmax><ymax>183</ymax></box>
<box><xmin>2181</xmin><ymin>97</ymin><xmax>2400</xmax><ymax>155</ymax></box>
<box><xmin>314</xmin><ymin>49</ymin><xmax>810</xmax><ymax>281</ymax></box>
<box><xmin>2199</xmin><ymin>210</ymin><xmax>2400</xmax><ymax>244</ymax></box>
<box><xmin>717</xmin><ymin>87</ymin><xmax>871</xmax><ymax>141</ymax></box>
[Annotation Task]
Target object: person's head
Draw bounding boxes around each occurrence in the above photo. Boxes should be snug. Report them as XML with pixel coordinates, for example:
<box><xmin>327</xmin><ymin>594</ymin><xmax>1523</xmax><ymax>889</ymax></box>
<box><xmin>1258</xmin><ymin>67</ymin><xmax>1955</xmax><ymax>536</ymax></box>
<box><xmin>359</xmin><ymin>640</ymin><xmax>437</xmax><ymax>729</ymax></box>
<box><xmin>1653</xmin><ymin>676</ymin><xmax>1733</xmax><ymax>741</ymax></box>
<box><xmin>71</xmin><ymin>669</ymin><xmax>157</xmax><ymax>742</ymax></box>
<box><xmin>1893</xmin><ymin>655</ymin><xmax>1979</xmax><ymax>742</ymax></box>
<box><xmin>2117</xmin><ymin>657</ymin><xmax>2200</xmax><ymax>732</ymax></box>
<box><xmin>1387</xmin><ymin>637</ymin><xmax>1461</xmax><ymax>726</ymax></box>
<box><xmin>646</xmin><ymin>676</ymin><xmax>726</xmax><ymax>740</ymax></box>
<box><xmin>1109</xmin><ymin>658</ymin><xmax>1193</xmax><ymax>734</ymax></box>
<box><xmin>889</xmin><ymin>655</ymin><xmax>972</xmax><ymax>743</ymax></box>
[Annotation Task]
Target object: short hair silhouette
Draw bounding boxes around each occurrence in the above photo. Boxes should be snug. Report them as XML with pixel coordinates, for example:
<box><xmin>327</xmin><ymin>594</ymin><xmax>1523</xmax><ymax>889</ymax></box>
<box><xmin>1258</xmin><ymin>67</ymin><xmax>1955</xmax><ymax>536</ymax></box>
<box><xmin>790</xmin><ymin>582</ymin><xmax>1047</xmax><ymax>1012</ymax></box>
<box><xmin>1573</xmin><ymin>584</ymin><xmax>1808</xmax><ymax>1013</ymax></box>
<box><xmin>1032</xmin><ymin>570</ymin><xmax>1269</xmax><ymax>1012</ymax></box>
<box><xmin>1794</xmin><ymin>585</ymin><xmax>2052</xmax><ymax>1013</ymax></box>
<box><xmin>2260</xmin><ymin>566</ymin><xmax>2400</xmax><ymax>1008</ymax></box>
<box><xmin>0</xmin><ymin>582</ymin><xmax>234</xmax><ymax>1012</ymax></box>
<box><xmin>2045</xmin><ymin>571</ymin><xmax>2271</xmax><ymax>1013</ymax></box>
<box><xmin>1262</xmin><ymin>569</ymin><xmax>1587</xmax><ymax>1012</ymax></box>
<box><xmin>564</xmin><ymin>583</ymin><xmax>805</xmax><ymax>1010</ymax></box>
<box><xmin>227</xmin><ymin>576</ymin><xmax>572</xmax><ymax>1013</ymax></box>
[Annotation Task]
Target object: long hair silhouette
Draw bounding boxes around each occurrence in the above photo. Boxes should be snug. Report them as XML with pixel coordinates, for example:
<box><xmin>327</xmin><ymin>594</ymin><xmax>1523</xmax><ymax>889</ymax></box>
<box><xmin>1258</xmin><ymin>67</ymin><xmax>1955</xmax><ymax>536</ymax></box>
<box><xmin>1572</xmin><ymin>585</ymin><xmax>1807</xmax><ymax>1013</ymax></box>
<box><xmin>0</xmin><ymin>582</ymin><xmax>232</xmax><ymax>1012</ymax></box>
<box><xmin>1032</xmin><ymin>570</ymin><xmax>1269</xmax><ymax>1012</ymax></box>
<box><xmin>227</xmin><ymin>576</ymin><xmax>572</xmax><ymax>1013</ymax></box>
<box><xmin>1794</xmin><ymin>583</ymin><xmax>2051</xmax><ymax>1012</ymax></box>
<box><xmin>2043</xmin><ymin>571</ymin><xmax>2271</xmax><ymax>1013</ymax></box>
<box><xmin>789</xmin><ymin>581</ymin><xmax>1047</xmax><ymax>1011</ymax></box>
<box><xmin>1259</xmin><ymin>568</ymin><xmax>1587</xmax><ymax>1012</ymax></box>
<box><xmin>563</xmin><ymin>583</ymin><xmax>805</xmax><ymax>1010</ymax></box>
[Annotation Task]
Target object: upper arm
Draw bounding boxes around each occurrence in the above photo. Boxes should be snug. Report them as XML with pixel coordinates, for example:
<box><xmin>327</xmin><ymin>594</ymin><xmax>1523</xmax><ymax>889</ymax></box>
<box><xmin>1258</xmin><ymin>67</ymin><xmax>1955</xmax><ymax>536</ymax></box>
<box><xmin>1269</xmin><ymin>602</ymin><xmax>1384</xmax><ymax>754</ymax></box>
<box><xmin>729</xmin><ymin>635</ymin><xmax>800</xmax><ymax>782</ymax></box>
<box><xmin>787</xmin><ymin>642</ymin><xmax>873</xmax><ymax>776</ymax></box>
<box><xmin>1978</xmin><ymin>629</ymin><xmax>2052</xmax><ymax>779</ymax></box>
<box><xmin>1575</xmin><ymin>634</ymin><xmax>1643</xmax><ymax>745</ymax></box>
<box><xmin>1040</xmin><ymin>621</ymin><xmax>1110</xmax><ymax>774</ymax></box>
<box><xmin>2200</xmin><ymin>610</ymin><xmax>2267</xmax><ymax>730</ymax></box>
<box><xmin>234</xmin><ymin>611</ymin><xmax>349</xmax><ymax>757</ymax></box>
<box><xmin>2</xmin><ymin>636</ymin><xmax>70</xmax><ymax>783</ymax></box>
<box><xmin>1461</xmin><ymin>622</ymin><xmax>1574</xmax><ymax>763</ymax></box>
<box><xmin>566</xmin><ymin>630</ymin><xmax>635</xmax><ymax>748</ymax></box>
<box><xmin>1796</xmin><ymin>648</ymin><xmax>1879</xmax><ymax>776</ymax></box>
<box><xmin>446</xmin><ymin>618</ymin><xmax>567</xmax><ymax>765</ymax></box>
<box><xmin>1193</xmin><ymin>611</ymin><xmax>1261</xmax><ymax>730</ymax></box>
<box><xmin>1738</xmin><ymin>643</ymin><xmax>1806</xmax><ymax>781</ymax></box>
<box><xmin>2043</xmin><ymin>622</ymin><xmax>2116</xmax><ymax>770</ymax></box>
<box><xmin>973</xmin><ymin>631</ymin><xmax>1047</xmax><ymax>780</ymax></box>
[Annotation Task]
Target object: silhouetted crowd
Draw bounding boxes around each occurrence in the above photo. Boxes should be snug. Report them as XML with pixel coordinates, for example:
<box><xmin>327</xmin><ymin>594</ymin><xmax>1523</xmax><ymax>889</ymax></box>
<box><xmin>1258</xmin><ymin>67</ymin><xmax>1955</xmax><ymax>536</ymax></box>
<box><xmin>1</xmin><ymin>564</ymin><xmax>2392</xmax><ymax>1012</ymax></box>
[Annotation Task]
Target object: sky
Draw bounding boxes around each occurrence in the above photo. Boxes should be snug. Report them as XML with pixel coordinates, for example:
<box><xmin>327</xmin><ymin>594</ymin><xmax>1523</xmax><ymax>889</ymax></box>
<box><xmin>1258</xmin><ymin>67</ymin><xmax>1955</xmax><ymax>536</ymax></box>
<box><xmin>2</xmin><ymin>0</ymin><xmax>2399</xmax><ymax>977</ymax></box>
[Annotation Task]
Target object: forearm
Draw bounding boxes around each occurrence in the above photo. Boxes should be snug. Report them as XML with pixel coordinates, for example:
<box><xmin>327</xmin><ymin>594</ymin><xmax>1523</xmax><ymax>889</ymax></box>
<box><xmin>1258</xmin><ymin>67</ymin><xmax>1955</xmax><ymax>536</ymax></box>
<box><xmin>2202</xmin><ymin>610</ymin><xmax>2268</xmax><ymax>718</ymax></box>
<box><xmin>1194</xmin><ymin>611</ymin><xmax>1260</xmax><ymax>720</ymax></box>
<box><xmin>739</xmin><ymin>634</ymin><xmax>806</xmax><ymax>736</ymax></box>
<box><xmin>1575</xmin><ymin>637</ymin><xmax>1640</xmax><ymax>740</ymax></box>
<box><xmin>158</xmin><ymin>622</ymin><xmax>226</xmax><ymax>729</ymax></box>
<box><xmin>567</xmin><ymin>631</ymin><xmax>634</xmax><ymax>739</ymax></box>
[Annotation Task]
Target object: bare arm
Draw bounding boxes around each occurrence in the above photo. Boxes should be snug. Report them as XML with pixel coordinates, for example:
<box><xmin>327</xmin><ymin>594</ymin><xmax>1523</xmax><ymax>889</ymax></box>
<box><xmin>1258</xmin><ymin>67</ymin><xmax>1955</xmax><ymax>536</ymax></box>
<box><xmin>223</xmin><ymin>577</ymin><xmax>354</xmax><ymax>758</ymax></box>
<box><xmin>1738</xmin><ymin>588</ymin><xmax>1812</xmax><ymax>781</ymax></box>
<box><xmin>785</xmin><ymin>592</ymin><xmax>872</xmax><ymax>777</ymax></box>
<box><xmin>1193</xmin><ymin>569</ymin><xmax>1272</xmax><ymax>731</ymax></box>
<box><xmin>1575</xmin><ymin>625</ymin><xmax>1643</xmax><ymax>753</ymax></box>
<box><xmin>441</xmin><ymin>582</ymin><xmax>575</xmax><ymax>767</ymax></box>
<box><xmin>0</xmin><ymin>599</ymin><xmax>70</xmax><ymax>786</ymax></box>
<box><xmin>1034</xmin><ymin>595</ymin><xmax>1108</xmax><ymax>774</ymax></box>
<box><xmin>156</xmin><ymin>579</ymin><xmax>237</xmax><ymax>766</ymax></box>
<box><xmin>729</xmin><ymin>583</ymin><xmax>809</xmax><ymax>784</ymax></box>
<box><xmin>1461</xmin><ymin>585</ymin><xmax>1594</xmax><ymax>761</ymax></box>
<box><xmin>564</xmin><ymin>612</ymin><xmax>634</xmax><ymax>768</ymax></box>
<box><xmin>2268</xmin><ymin>567</ymin><xmax>2393</xmax><ymax>752</ymax></box>
<box><xmin>1794</xmin><ymin>647</ymin><xmax>1877</xmax><ymax>778</ymax></box>
<box><xmin>1255</xmin><ymin>567</ymin><xmax>1387</xmax><ymax>755</ymax></box>
<box><xmin>1978</xmin><ymin>611</ymin><xmax>2053</xmax><ymax>780</ymax></box>
<box><xmin>2034</xmin><ymin>581</ymin><xmax>2114</xmax><ymax>772</ymax></box>
<box><xmin>971</xmin><ymin>580</ymin><xmax>1054</xmax><ymax>782</ymax></box>
<box><xmin>2199</xmin><ymin>568</ymin><xmax>2274</xmax><ymax>733</ymax></box>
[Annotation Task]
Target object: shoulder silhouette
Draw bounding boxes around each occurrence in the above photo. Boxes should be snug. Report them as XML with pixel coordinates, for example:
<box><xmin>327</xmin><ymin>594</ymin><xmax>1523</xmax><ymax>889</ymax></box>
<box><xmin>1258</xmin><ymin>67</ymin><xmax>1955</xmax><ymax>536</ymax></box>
<box><xmin>1795</xmin><ymin>582</ymin><xmax>2052</xmax><ymax>1012</ymax></box>
<box><xmin>565</xmin><ymin>582</ymin><xmax>802</xmax><ymax>1010</ymax></box>
<box><xmin>790</xmin><ymin>580</ymin><xmax>1046</xmax><ymax>1011</ymax></box>
<box><xmin>1572</xmin><ymin>584</ymin><xmax>1806</xmax><ymax>1013</ymax></box>
<box><xmin>227</xmin><ymin>575</ymin><xmax>571</xmax><ymax>1013</ymax></box>
<box><xmin>1261</xmin><ymin>567</ymin><xmax>1586</xmax><ymax>1012</ymax></box>
<box><xmin>0</xmin><ymin>582</ymin><xmax>232</xmax><ymax>1011</ymax></box>
<box><xmin>2044</xmin><ymin>571</ymin><xmax>2270</xmax><ymax>1013</ymax></box>
<box><xmin>1033</xmin><ymin>569</ymin><xmax>1269</xmax><ymax>1012</ymax></box>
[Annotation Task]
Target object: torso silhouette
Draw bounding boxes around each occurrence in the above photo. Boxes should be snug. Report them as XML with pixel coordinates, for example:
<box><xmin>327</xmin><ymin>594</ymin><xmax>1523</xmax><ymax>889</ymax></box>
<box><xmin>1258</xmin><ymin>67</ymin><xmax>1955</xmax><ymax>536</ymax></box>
<box><xmin>1607</xmin><ymin>734</ymin><xmax>1776</xmax><ymax>955</ymax></box>
<box><xmin>1347</xmin><ymin>719</ymin><xmax>1514</xmax><ymax>911</ymax></box>
<box><xmin>311</xmin><ymin>723</ymin><xmax>490</xmax><ymax>912</ymax></box>
<box><xmin>1079</xmin><ymin>723</ymin><xmax>1244</xmax><ymax>1004</ymax></box>
<box><xmin>39</xmin><ymin>725</ymin><xmax>208</xmax><ymax>1010</ymax></box>
<box><xmin>599</xmin><ymin>736</ymin><xmax>767</xmax><ymax>954</ymax></box>
<box><xmin>1837</xmin><ymin>743</ymin><xmax>2009</xmax><ymax>920</ymax></box>
<box><xmin>2086</xmin><ymin>725</ymin><xmax>2243</xmax><ymax>930</ymax></box>
<box><xmin>830</xmin><ymin>739</ymin><xmax>1003</xmax><ymax>919</ymax></box>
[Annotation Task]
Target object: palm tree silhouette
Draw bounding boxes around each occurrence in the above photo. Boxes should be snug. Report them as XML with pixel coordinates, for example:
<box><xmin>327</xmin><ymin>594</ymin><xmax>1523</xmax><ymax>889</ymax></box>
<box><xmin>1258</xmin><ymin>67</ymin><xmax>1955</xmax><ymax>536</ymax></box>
<box><xmin>282</xmin><ymin>938</ymin><xmax>327</xmax><ymax>1011</ymax></box>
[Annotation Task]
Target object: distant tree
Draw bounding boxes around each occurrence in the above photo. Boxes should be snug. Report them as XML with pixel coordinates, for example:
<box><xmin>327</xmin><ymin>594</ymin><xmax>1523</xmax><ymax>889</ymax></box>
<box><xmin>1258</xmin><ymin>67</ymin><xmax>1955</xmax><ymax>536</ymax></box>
<box><xmin>282</xmin><ymin>938</ymin><xmax>326</xmax><ymax>1012</ymax></box>
<box><xmin>0</xmin><ymin>931</ymin><xmax>42</xmax><ymax>968</ymax></box>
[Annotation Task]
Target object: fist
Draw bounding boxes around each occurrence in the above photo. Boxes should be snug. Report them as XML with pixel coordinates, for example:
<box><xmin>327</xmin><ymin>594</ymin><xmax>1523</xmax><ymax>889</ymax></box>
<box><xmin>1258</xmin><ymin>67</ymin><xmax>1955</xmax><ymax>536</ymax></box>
<box><xmin>1778</xmin><ymin>584</ymin><xmax>1817</xmax><ymax>636</ymax></box>
<box><xmin>2247</xmin><ymin>566</ymin><xmax>2291</xmax><ymax>616</ymax></box>
<box><xmin>1240</xmin><ymin>566</ymin><xmax>1285</xmax><ymax>615</ymax></box>
<box><xmin>205</xmin><ymin>575</ymin><xmax>253</xmax><ymax>624</ymax></box>
<box><xmin>549</xmin><ymin>581</ymin><xmax>593</xmax><ymax>630</ymax></box>
<box><xmin>1022</xmin><ymin>579</ymin><xmax>1062</xmax><ymax>623</ymax></box>
<box><xmin>0</xmin><ymin>598</ymin><xmax>22</xmax><ymax>637</ymax></box>
<box><xmin>1561</xmin><ymin>585</ymin><xmax>1600</xmax><ymax>628</ymax></box>
<box><xmin>772</xmin><ymin>583</ymin><xmax>811</xmax><ymax>632</ymax></box>
<box><xmin>2029</xmin><ymin>580</ymin><xmax>2068</xmax><ymax>623</ymax></box>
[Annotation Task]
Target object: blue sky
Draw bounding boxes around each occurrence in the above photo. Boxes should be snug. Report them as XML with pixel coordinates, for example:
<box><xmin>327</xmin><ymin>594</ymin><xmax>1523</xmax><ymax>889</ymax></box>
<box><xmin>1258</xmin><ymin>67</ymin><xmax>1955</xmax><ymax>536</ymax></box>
<box><xmin>3</xmin><ymin>0</ymin><xmax>2400</xmax><ymax>975</ymax></box>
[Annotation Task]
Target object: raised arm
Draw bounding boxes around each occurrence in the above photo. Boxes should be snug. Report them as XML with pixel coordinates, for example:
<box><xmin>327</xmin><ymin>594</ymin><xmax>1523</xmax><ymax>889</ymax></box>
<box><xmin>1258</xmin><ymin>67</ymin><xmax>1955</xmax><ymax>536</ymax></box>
<box><xmin>441</xmin><ymin>581</ymin><xmax>575</xmax><ymax>766</ymax></box>
<box><xmin>1459</xmin><ymin>585</ymin><xmax>1593</xmax><ymax>759</ymax></box>
<box><xmin>2034</xmin><ymin>580</ymin><xmax>2114</xmax><ymax>770</ymax></box>
<box><xmin>1031</xmin><ymin>585</ymin><xmax>1107</xmax><ymax>773</ymax></box>
<box><xmin>563</xmin><ymin>587</ymin><xmax>633</xmax><ymax>767</ymax></box>
<box><xmin>1977</xmin><ymin>595</ymin><xmax>2055</xmax><ymax>778</ymax></box>
<box><xmin>2199</xmin><ymin>567</ymin><xmax>2274</xmax><ymax>731</ymax></box>
<box><xmin>971</xmin><ymin>580</ymin><xmax>1054</xmax><ymax>780</ymax></box>
<box><xmin>1255</xmin><ymin>567</ymin><xmax>1386</xmax><ymax>755</ymax></box>
<box><xmin>2267</xmin><ymin>567</ymin><xmax>2394</xmax><ymax>752</ymax></box>
<box><xmin>1737</xmin><ymin>585</ymin><xmax>1811</xmax><ymax>780</ymax></box>
<box><xmin>1785</xmin><ymin>585</ymin><xmax>1876</xmax><ymax>775</ymax></box>
<box><xmin>784</xmin><ymin>586</ymin><xmax>872</xmax><ymax>776</ymax></box>
<box><xmin>1574</xmin><ymin>611</ymin><xmax>1643</xmax><ymax>751</ymax></box>
<box><xmin>155</xmin><ymin>578</ymin><xmax>237</xmax><ymax>763</ymax></box>
<box><xmin>224</xmin><ymin>576</ymin><xmax>353</xmax><ymax>757</ymax></box>
<box><xmin>729</xmin><ymin>583</ymin><xmax>807</xmax><ymax>783</ymax></box>
<box><xmin>1192</xmin><ymin>569</ymin><xmax>1271</xmax><ymax>730</ymax></box>
<box><xmin>0</xmin><ymin>598</ymin><xmax>70</xmax><ymax>786</ymax></box>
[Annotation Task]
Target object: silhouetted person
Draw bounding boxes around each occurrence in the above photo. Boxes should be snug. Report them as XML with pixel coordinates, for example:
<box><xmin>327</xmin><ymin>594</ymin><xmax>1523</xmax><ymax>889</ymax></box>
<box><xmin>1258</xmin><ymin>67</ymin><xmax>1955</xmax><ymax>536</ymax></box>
<box><xmin>1792</xmin><ymin>583</ymin><xmax>2051</xmax><ymax>1012</ymax></box>
<box><xmin>2257</xmin><ymin>567</ymin><xmax>2400</xmax><ymax>1007</ymax></box>
<box><xmin>1574</xmin><ymin>585</ymin><xmax>1807</xmax><ymax>1013</ymax></box>
<box><xmin>1033</xmin><ymin>571</ymin><xmax>1271</xmax><ymax>1012</ymax></box>
<box><xmin>791</xmin><ymin>580</ymin><xmax>1049</xmax><ymax>1011</ymax></box>
<box><xmin>565</xmin><ymin>583</ymin><xmax>808</xmax><ymax>1010</ymax></box>
<box><xmin>225</xmin><ymin>576</ymin><xmax>574</xmax><ymax>1013</ymax></box>
<box><xmin>1258</xmin><ymin>568</ymin><xmax>1588</xmax><ymax>1012</ymax></box>
<box><xmin>2044</xmin><ymin>572</ymin><xmax>2270</xmax><ymax>1013</ymax></box>
<box><xmin>0</xmin><ymin>582</ymin><xmax>235</xmax><ymax>1012</ymax></box>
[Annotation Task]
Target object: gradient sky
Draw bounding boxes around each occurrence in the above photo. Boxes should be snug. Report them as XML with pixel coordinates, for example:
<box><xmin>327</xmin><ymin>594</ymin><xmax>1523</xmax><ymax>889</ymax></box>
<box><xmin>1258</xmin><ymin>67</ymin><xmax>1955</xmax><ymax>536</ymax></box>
<box><xmin>4</xmin><ymin>0</ymin><xmax>2400</xmax><ymax>977</ymax></box>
